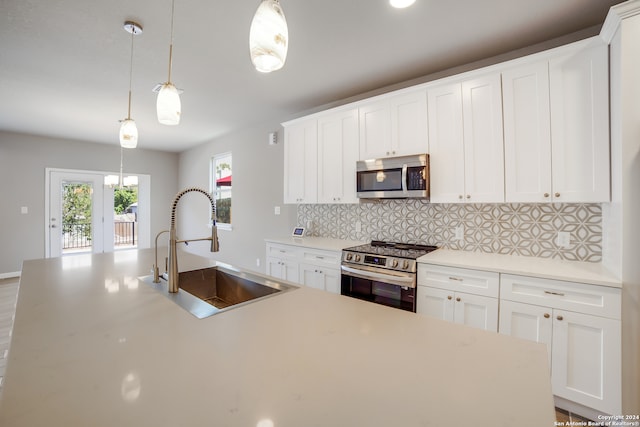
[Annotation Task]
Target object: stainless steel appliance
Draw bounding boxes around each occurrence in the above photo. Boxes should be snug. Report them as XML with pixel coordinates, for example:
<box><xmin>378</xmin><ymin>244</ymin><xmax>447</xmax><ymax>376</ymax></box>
<box><xmin>341</xmin><ymin>241</ymin><xmax>438</xmax><ymax>312</ymax></box>
<box><xmin>356</xmin><ymin>154</ymin><xmax>429</xmax><ymax>199</ymax></box>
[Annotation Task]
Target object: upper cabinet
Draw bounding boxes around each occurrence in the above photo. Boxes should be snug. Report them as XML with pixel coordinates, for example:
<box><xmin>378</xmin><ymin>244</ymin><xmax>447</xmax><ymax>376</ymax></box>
<box><xmin>317</xmin><ymin>108</ymin><xmax>359</xmax><ymax>204</ymax></box>
<box><xmin>284</xmin><ymin>119</ymin><xmax>318</xmax><ymax>204</ymax></box>
<box><xmin>359</xmin><ymin>90</ymin><xmax>428</xmax><ymax>160</ymax></box>
<box><xmin>502</xmin><ymin>39</ymin><xmax>610</xmax><ymax>203</ymax></box>
<box><xmin>428</xmin><ymin>73</ymin><xmax>504</xmax><ymax>203</ymax></box>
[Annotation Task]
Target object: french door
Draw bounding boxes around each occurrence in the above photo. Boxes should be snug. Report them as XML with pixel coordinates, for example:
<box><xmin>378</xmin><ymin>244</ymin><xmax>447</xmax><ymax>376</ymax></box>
<box><xmin>47</xmin><ymin>170</ymin><xmax>106</xmax><ymax>257</ymax></box>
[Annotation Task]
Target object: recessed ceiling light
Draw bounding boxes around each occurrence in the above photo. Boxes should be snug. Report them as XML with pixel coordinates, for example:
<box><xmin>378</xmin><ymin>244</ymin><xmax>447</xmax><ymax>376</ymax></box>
<box><xmin>390</xmin><ymin>0</ymin><xmax>416</xmax><ymax>8</ymax></box>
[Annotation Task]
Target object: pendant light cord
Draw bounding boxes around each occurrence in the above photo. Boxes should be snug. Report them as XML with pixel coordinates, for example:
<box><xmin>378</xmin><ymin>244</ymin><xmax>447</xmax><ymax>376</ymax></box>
<box><xmin>167</xmin><ymin>0</ymin><xmax>175</xmax><ymax>83</ymax></box>
<box><xmin>126</xmin><ymin>27</ymin><xmax>135</xmax><ymax>120</ymax></box>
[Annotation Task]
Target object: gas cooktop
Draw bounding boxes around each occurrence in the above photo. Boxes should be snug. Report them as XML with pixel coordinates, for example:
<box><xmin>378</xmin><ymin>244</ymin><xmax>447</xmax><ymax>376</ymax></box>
<box><xmin>343</xmin><ymin>241</ymin><xmax>438</xmax><ymax>260</ymax></box>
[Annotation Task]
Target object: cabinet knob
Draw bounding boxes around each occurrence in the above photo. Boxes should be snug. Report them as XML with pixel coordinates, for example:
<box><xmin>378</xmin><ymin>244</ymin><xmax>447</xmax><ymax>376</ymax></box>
<box><xmin>447</xmin><ymin>295</ymin><xmax>453</xmax><ymax>300</ymax></box>
<box><xmin>555</xmin><ymin>192</ymin><xmax>560</xmax><ymax>198</ymax></box>
<box><xmin>456</xmin><ymin>297</ymin><xmax>461</xmax><ymax>302</ymax></box>
<box><xmin>544</xmin><ymin>313</ymin><xmax>550</xmax><ymax>319</ymax></box>
<box><xmin>466</xmin><ymin>194</ymin><xmax>471</xmax><ymax>199</ymax></box>
<box><xmin>458</xmin><ymin>195</ymin><xmax>463</xmax><ymax>200</ymax></box>
<box><xmin>543</xmin><ymin>193</ymin><xmax>550</xmax><ymax>198</ymax></box>
<box><xmin>556</xmin><ymin>315</ymin><xmax>564</xmax><ymax>321</ymax></box>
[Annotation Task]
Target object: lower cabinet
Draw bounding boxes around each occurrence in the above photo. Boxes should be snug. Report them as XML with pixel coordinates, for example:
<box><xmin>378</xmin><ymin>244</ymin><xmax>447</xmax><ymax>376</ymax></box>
<box><xmin>499</xmin><ymin>275</ymin><xmax>621</xmax><ymax>416</ymax></box>
<box><xmin>417</xmin><ymin>286</ymin><xmax>498</xmax><ymax>331</ymax></box>
<box><xmin>266</xmin><ymin>242</ymin><xmax>343</xmax><ymax>294</ymax></box>
<box><xmin>417</xmin><ymin>264</ymin><xmax>500</xmax><ymax>332</ymax></box>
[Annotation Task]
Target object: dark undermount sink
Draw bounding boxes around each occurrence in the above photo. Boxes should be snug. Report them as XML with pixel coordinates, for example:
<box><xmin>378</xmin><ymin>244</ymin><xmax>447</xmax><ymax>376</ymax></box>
<box><xmin>139</xmin><ymin>265</ymin><xmax>297</xmax><ymax>319</ymax></box>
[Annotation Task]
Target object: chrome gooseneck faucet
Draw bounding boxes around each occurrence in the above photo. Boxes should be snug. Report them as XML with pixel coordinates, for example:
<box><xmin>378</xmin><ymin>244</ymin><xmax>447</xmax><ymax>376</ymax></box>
<box><xmin>168</xmin><ymin>187</ymin><xmax>219</xmax><ymax>293</ymax></box>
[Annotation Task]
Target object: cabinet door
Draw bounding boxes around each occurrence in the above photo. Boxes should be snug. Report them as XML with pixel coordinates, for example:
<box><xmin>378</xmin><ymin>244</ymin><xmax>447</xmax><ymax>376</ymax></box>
<box><xmin>283</xmin><ymin>120</ymin><xmax>318</xmax><ymax>204</ymax></box>
<box><xmin>427</xmin><ymin>83</ymin><xmax>465</xmax><ymax>203</ymax></box>
<box><xmin>299</xmin><ymin>263</ymin><xmax>324</xmax><ymax>290</ymax></box>
<box><xmin>502</xmin><ymin>61</ymin><xmax>552</xmax><ymax>202</ymax></box>
<box><xmin>323</xmin><ymin>268</ymin><xmax>341</xmax><ymax>294</ymax></box>
<box><xmin>551</xmin><ymin>310</ymin><xmax>621</xmax><ymax>415</ymax></box>
<box><xmin>359</xmin><ymin>100</ymin><xmax>391</xmax><ymax>160</ymax></box>
<box><xmin>390</xmin><ymin>91</ymin><xmax>428</xmax><ymax>157</ymax></box>
<box><xmin>317</xmin><ymin>109</ymin><xmax>359</xmax><ymax>204</ymax></box>
<box><xmin>416</xmin><ymin>286</ymin><xmax>454</xmax><ymax>322</ymax></box>
<box><xmin>266</xmin><ymin>256</ymin><xmax>284</xmax><ymax>279</ymax></box>
<box><xmin>461</xmin><ymin>74</ymin><xmax>504</xmax><ymax>203</ymax></box>
<box><xmin>498</xmin><ymin>300</ymin><xmax>552</xmax><ymax>367</ymax></box>
<box><xmin>549</xmin><ymin>41</ymin><xmax>610</xmax><ymax>203</ymax></box>
<box><xmin>452</xmin><ymin>292</ymin><xmax>499</xmax><ymax>332</ymax></box>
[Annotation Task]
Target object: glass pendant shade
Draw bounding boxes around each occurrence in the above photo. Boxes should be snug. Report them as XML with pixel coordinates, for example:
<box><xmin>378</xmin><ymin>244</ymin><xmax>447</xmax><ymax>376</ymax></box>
<box><xmin>249</xmin><ymin>0</ymin><xmax>288</xmax><ymax>73</ymax></box>
<box><xmin>157</xmin><ymin>82</ymin><xmax>181</xmax><ymax>125</ymax></box>
<box><xmin>119</xmin><ymin>119</ymin><xmax>138</xmax><ymax>149</ymax></box>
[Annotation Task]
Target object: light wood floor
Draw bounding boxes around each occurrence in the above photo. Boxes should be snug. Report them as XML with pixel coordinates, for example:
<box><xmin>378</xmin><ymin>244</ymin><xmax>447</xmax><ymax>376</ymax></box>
<box><xmin>0</xmin><ymin>278</ymin><xmax>19</xmax><ymax>389</ymax></box>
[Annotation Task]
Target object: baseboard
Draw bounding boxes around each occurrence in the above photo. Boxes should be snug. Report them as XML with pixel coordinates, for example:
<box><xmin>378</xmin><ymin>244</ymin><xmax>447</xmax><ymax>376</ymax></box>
<box><xmin>0</xmin><ymin>272</ymin><xmax>20</xmax><ymax>280</ymax></box>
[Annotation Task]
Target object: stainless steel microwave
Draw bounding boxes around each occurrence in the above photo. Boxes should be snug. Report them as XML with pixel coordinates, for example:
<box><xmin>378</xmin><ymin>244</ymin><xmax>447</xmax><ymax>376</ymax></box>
<box><xmin>356</xmin><ymin>154</ymin><xmax>429</xmax><ymax>199</ymax></box>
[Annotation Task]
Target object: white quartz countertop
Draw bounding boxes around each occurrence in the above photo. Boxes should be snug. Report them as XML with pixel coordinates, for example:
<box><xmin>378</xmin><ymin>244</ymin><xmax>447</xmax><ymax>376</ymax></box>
<box><xmin>0</xmin><ymin>249</ymin><xmax>555</xmax><ymax>426</ymax></box>
<box><xmin>264</xmin><ymin>236</ymin><xmax>365</xmax><ymax>251</ymax></box>
<box><xmin>418</xmin><ymin>249</ymin><xmax>621</xmax><ymax>288</ymax></box>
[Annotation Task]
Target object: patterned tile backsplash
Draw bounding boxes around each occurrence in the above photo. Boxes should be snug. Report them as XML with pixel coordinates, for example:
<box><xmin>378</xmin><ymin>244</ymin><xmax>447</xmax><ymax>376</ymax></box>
<box><xmin>298</xmin><ymin>201</ymin><xmax>602</xmax><ymax>262</ymax></box>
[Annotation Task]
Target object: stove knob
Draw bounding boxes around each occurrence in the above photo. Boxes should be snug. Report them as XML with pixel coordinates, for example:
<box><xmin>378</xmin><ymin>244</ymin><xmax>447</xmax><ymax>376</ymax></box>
<box><xmin>391</xmin><ymin>259</ymin><xmax>399</xmax><ymax>268</ymax></box>
<box><xmin>354</xmin><ymin>254</ymin><xmax>361</xmax><ymax>262</ymax></box>
<box><xmin>346</xmin><ymin>253</ymin><xmax>353</xmax><ymax>261</ymax></box>
<box><xmin>402</xmin><ymin>260</ymin><xmax>410</xmax><ymax>269</ymax></box>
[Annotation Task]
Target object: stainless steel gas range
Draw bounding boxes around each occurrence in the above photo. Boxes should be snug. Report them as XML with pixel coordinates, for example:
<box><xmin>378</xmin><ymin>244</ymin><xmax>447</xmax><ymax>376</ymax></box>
<box><xmin>340</xmin><ymin>241</ymin><xmax>438</xmax><ymax>312</ymax></box>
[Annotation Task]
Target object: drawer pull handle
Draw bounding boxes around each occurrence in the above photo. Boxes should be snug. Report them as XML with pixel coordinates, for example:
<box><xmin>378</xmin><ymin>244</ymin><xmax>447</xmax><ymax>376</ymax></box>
<box><xmin>544</xmin><ymin>290</ymin><xmax>565</xmax><ymax>297</ymax></box>
<box><xmin>449</xmin><ymin>277</ymin><xmax>464</xmax><ymax>282</ymax></box>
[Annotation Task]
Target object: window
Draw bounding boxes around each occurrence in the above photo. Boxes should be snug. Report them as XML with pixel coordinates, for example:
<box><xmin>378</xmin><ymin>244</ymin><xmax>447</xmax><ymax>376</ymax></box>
<box><xmin>211</xmin><ymin>152</ymin><xmax>232</xmax><ymax>227</ymax></box>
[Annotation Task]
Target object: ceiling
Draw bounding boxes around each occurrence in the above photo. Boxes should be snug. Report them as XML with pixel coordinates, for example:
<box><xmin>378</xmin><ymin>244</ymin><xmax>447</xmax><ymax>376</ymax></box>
<box><xmin>0</xmin><ymin>0</ymin><xmax>625</xmax><ymax>153</ymax></box>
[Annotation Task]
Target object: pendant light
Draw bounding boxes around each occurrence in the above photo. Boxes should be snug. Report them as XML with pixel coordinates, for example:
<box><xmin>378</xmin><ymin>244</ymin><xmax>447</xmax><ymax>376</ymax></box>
<box><xmin>249</xmin><ymin>0</ymin><xmax>288</xmax><ymax>73</ymax></box>
<box><xmin>119</xmin><ymin>21</ymin><xmax>142</xmax><ymax>148</ymax></box>
<box><xmin>157</xmin><ymin>0</ymin><xmax>181</xmax><ymax>125</ymax></box>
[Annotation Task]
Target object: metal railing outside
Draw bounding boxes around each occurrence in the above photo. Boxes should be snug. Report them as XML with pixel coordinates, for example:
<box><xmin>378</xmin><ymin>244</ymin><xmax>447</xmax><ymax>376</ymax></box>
<box><xmin>62</xmin><ymin>221</ymin><xmax>137</xmax><ymax>250</ymax></box>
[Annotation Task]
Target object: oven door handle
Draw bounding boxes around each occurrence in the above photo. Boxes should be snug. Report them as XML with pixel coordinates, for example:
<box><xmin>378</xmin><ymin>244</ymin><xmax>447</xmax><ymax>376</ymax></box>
<box><xmin>341</xmin><ymin>265</ymin><xmax>415</xmax><ymax>286</ymax></box>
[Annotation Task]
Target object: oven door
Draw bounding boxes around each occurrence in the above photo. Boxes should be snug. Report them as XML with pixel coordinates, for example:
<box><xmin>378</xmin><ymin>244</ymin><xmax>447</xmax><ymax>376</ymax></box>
<box><xmin>340</xmin><ymin>263</ymin><xmax>416</xmax><ymax>312</ymax></box>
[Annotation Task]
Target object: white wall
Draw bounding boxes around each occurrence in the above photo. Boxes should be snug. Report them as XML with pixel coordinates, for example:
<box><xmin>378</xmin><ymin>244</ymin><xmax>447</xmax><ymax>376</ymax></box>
<box><xmin>0</xmin><ymin>131</ymin><xmax>179</xmax><ymax>275</ymax></box>
<box><xmin>177</xmin><ymin>121</ymin><xmax>297</xmax><ymax>273</ymax></box>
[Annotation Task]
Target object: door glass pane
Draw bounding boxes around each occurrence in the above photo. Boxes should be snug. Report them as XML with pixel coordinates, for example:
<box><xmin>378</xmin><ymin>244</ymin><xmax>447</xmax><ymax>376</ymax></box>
<box><xmin>114</xmin><ymin>180</ymin><xmax>138</xmax><ymax>249</ymax></box>
<box><xmin>62</xmin><ymin>182</ymin><xmax>93</xmax><ymax>254</ymax></box>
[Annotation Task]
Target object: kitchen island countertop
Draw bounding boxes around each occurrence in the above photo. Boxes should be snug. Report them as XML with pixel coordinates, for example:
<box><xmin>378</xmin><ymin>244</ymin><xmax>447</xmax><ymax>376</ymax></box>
<box><xmin>0</xmin><ymin>248</ymin><xmax>555</xmax><ymax>426</ymax></box>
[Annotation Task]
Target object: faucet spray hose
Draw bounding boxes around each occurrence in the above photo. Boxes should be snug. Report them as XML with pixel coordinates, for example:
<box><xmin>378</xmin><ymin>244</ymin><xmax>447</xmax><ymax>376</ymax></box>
<box><xmin>170</xmin><ymin>187</ymin><xmax>216</xmax><ymax>229</ymax></box>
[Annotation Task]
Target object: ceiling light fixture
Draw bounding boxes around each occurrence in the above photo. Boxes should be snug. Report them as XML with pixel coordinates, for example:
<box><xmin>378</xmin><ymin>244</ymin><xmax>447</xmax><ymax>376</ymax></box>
<box><xmin>389</xmin><ymin>0</ymin><xmax>416</xmax><ymax>8</ymax></box>
<box><xmin>157</xmin><ymin>0</ymin><xmax>181</xmax><ymax>125</ymax></box>
<box><xmin>249</xmin><ymin>0</ymin><xmax>288</xmax><ymax>73</ymax></box>
<box><xmin>119</xmin><ymin>21</ymin><xmax>142</xmax><ymax>149</ymax></box>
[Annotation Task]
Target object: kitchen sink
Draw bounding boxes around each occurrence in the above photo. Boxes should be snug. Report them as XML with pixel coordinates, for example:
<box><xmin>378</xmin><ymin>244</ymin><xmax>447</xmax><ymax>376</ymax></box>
<box><xmin>139</xmin><ymin>264</ymin><xmax>297</xmax><ymax>319</ymax></box>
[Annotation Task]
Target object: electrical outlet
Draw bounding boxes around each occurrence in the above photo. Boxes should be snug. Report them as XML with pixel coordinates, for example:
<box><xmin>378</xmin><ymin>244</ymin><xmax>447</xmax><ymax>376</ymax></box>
<box><xmin>256</xmin><ymin>258</ymin><xmax>261</xmax><ymax>267</ymax></box>
<box><xmin>274</xmin><ymin>206</ymin><xmax>280</xmax><ymax>215</ymax></box>
<box><xmin>355</xmin><ymin>221</ymin><xmax>362</xmax><ymax>232</ymax></box>
<box><xmin>557</xmin><ymin>232</ymin><xmax>571</xmax><ymax>248</ymax></box>
<box><xmin>455</xmin><ymin>225</ymin><xmax>464</xmax><ymax>240</ymax></box>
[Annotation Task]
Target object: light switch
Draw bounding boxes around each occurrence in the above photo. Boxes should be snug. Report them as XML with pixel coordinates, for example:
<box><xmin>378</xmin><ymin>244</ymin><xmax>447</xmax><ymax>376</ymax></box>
<box><xmin>274</xmin><ymin>206</ymin><xmax>280</xmax><ymax>215</ymax></box>
<box><xmin>20</xmin><ymin>206</ymin><xmax>28</xmax><ymax>214</ymax></box>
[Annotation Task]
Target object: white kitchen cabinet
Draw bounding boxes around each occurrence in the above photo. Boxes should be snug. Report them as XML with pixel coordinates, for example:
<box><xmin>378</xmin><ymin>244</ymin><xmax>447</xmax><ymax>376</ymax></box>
<box><xmin>417</xmin><ymin>264</ymin><xmax>500</xmax><ymax>332</ymax></box>
<box><xmin>502</xmin><ymin>38</ymin><xmax>610</xmax><ymax>203</ymax></box>
<box><xmin>266</xmin><ymin>243</ymin><xmax>300</xmax><ymax>282</ymax></box>
<box><xmin>417</xmin><ymin>286</ymin><xmax>499</xmax><ymax>332</ymax></box>
<box><xmin>265</xmin><ymin>242</ymin><xmax>343</xmax><ymax>293</ymax></box>
<box><xmin>317</xmin><ymin>108</ymin><xmax>359</xmax><ymax>204</ymax></box>
<box><xmin>499</xmin><ymin>274</ymin><xmax>621</xmax><ymax>416</ymax></box>
<box><xmin>427</xmin><ymin>73</ymin><xmax>504</xmax><ymax>203</ymax></box>
<box><xmin>359</xmin><ymin>90</ymin><xmax>428</xmax><ymax>160</ymax></box>
<box><xmin>283</xmin><ymin>119</ymin><xmax>317</xmax><ymax>204</ymax></box>
<box><xmin>502</xmin><ymin>61</ymin><xmax>552</xmax><ymax>202</ymax></box>
<box><xmin>549</xmin><ymin>40</ymin><xmax>610</xmax><ymax>203</ymax></box>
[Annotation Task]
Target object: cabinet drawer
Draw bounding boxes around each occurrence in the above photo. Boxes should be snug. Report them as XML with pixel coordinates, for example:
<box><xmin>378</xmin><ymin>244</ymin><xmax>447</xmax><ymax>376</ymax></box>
<box><xmin>300</xmin><ymin>248</ymin><xmax>341</xmax><ymax>267</ymax></box>
<box><xmin>266</xmin><ymin>243</ymin><xmax>300</xmax><ymax>260</ymax></box>
<box><xmin>417</xmin><ymin>264</ymin><xmax>499</xmax><ymax>298</ymax></box>
<box><xmin>500</xmin><ymin>274</ymin><xmax>621</xmax><ymax>320</ymax></box>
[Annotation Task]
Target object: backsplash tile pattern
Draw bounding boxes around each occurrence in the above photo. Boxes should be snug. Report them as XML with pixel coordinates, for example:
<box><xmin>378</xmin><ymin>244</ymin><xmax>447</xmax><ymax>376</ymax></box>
<box><xmin>298</xmin><ymin>201</ymin><xmax>602</xmax><ymax>262</ymax></box>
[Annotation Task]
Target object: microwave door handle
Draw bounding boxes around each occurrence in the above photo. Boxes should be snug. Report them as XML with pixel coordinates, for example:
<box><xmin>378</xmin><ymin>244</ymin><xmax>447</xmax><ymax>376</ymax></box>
<box><xmin>402</xmin><ymin>164</ymin><xmax>408</xmax><ymax>194</ymax></box>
